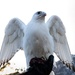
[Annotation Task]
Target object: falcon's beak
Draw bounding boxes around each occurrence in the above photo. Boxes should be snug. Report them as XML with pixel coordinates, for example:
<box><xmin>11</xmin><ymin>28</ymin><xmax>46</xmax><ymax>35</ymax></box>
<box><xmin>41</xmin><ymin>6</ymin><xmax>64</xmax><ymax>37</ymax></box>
<box><xmin>42</xmin><ymin>12</ymin><xmax>46</xmax><ymax>17</ymax></box>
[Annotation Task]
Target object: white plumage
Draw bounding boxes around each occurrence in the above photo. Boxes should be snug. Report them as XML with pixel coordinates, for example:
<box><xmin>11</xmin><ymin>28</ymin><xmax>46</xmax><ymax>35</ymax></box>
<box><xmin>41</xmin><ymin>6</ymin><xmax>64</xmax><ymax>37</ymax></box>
<box><xmin>0</xmin><ymin>11</ymin><xmax>75</xmax><ymax>73</ymax></box>
<box><xmin>0</xmin><ymin>18</ymin><xmax>25</xmax><ymax>65</ymax></box>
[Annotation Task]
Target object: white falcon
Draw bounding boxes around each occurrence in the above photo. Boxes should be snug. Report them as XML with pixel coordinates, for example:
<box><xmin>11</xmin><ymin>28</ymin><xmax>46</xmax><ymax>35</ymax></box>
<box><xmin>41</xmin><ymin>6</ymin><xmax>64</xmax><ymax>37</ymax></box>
<box><xmin>0</xmin><ymin>11</ymin><xmax>75</xmax><ymax>73</ymax></box>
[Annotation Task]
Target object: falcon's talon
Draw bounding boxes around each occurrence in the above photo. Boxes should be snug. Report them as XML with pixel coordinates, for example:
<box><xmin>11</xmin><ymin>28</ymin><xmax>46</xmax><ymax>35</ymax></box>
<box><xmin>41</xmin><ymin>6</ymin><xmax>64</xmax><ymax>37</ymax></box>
<box><xmin>30</xmin><ymin>57</ymin><xmax>46</xmax><ymax>66</ymax></box>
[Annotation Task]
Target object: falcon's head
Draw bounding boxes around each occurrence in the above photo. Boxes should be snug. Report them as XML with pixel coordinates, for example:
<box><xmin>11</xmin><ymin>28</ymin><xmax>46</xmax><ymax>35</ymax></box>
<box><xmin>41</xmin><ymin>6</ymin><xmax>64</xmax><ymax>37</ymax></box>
<box><xmin>32</xmin><ymin>11</ymin><xmax>46</xmax><ymax>22</ymax></box>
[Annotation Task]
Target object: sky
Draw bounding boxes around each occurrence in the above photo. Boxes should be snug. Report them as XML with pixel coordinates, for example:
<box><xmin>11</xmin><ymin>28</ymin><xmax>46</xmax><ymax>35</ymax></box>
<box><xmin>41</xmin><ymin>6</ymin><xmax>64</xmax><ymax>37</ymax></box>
<box><xmin>0</xmin><ymin>0</ymin><xmax>75</xmax><ymax>72</ymax></box>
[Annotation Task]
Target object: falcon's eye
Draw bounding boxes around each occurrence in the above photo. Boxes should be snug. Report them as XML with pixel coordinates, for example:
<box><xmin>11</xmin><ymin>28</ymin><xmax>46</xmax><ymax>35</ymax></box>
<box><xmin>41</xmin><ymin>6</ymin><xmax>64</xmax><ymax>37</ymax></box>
<box><xmin>37</xmin><ymin>11</ymin><xmax>41</xmax><ymax>14</ymax></box>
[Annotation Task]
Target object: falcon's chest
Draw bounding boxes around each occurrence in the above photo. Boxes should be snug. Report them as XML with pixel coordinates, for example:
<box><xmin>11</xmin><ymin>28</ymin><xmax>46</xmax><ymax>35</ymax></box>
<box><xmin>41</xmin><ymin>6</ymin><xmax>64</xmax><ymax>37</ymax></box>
<box><xmin>28</xmin><ymin>23</ymin><xmax>49</xmax><ymax>41</ymax></box>
<box><xmin>25</xmin><ymin>23</ymin><xmax>51</xmax><ymax>50</ymax></box>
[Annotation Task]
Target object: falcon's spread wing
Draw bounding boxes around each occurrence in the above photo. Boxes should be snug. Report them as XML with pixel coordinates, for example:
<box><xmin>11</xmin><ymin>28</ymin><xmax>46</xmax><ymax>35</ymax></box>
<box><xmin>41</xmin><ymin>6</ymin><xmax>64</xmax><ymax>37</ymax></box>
<box><xmin>46</xmin><ymin>15</ymin><xmax>75</xmax><ymax>71</ymax></box>
<box><xmin>0</xmin><ymin>18</ymin><xmax>26</xmax><ymax>66</ymax></box>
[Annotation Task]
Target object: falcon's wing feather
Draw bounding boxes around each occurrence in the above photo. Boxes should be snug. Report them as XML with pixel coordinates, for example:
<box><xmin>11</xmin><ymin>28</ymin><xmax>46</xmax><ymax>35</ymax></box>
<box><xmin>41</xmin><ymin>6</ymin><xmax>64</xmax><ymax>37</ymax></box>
<box><xmin>46</xmin><ymin>15</ymin><xmax>75</xmax><ymax>71</ymax></box>
<box><xmin>0</xmin><ymin>18</ymin><xmax>26</xmax><ymax>66</ymax></box>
